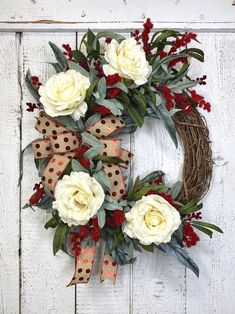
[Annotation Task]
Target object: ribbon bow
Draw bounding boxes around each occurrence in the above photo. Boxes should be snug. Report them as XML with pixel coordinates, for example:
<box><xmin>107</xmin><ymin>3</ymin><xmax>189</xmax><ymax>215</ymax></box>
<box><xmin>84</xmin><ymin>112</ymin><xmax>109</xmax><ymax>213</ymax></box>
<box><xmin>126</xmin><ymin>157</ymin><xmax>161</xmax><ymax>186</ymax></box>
<box><xmin>32</xmin><ymin>111</ymin><xmax>133</xmax><ymax>285</ymax></box>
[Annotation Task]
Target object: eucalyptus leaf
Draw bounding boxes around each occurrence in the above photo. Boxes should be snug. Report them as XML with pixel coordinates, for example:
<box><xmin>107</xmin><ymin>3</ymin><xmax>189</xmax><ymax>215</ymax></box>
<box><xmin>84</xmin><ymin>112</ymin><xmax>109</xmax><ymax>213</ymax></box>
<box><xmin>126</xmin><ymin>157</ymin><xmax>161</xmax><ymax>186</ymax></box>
<box><xmin>140</xmin><ymin>171</ymin><xmax>164</xmax><ymax>184</ymax></box>
<box><xmin>97</xmin><ymin>31</ymin><xmax>125</xmax><ymax>43</ymax></box>
<box><xmin>25</xmin><ymin>70</ymin><xmax>40</xmax><ymax>102</ymax></box>
<box><xmin>170</xmin><ymin>181</ymin><xmax>182</xmax><ymax>200</ymax></box>
<box><xmin>93</xmin><ymin>171</ymin><xmax>111</xmax><ymax>191</ymax></box>
<box><xmin>54</xmin><ymin>115</ymin><xmax>82</xmax><ymax>131</ymax></box>
<box><xmin>68</xmin><ymin>61</ymin><xmax>90</xmax><ymax>78</ymax></box>
<box><xmin>148</xmin><ymin>98</ymin><xmax>178</xmax><ymax>147</ymax></box>
<box><xmin>97</xmin><ymin>207</ymin><xmax>106</xmax><ymax>228</ymax></box>
<box><xmin>49</xmin><ymin>41</ymin><xmax>68</xmax><ymax>71</ymax></box>
<box><xmin>169</xmin><ymin>80</ymin><xmax>199</xmax><ymax>93</ymax></box>
<box><xmin>71</xmin><ymin>159</ymin><xmax>89</xmax><ymax>173</ymax></box>
<box><xmin>96</xmin><ymin>99</ymin><xmax>123</xmax><ymax>116</ymax></box>
<box><xmin>82</xmin><ymin>132</ymin><xmax>103</xmax><ymax>147</ymax></box>
<box><xmin>97</xmin><ymin>77</ymin><xmax>107</xmax><ymax>99</ymax></box>
<box><xmin>85</xmin><ymin>113</ymin><xmax>101</xmax><ymax>129</ymax></box>
<box><xmin>161</xmin><ymin>243</ymin><xmax>199</xmax><ymax>277</ymax></box>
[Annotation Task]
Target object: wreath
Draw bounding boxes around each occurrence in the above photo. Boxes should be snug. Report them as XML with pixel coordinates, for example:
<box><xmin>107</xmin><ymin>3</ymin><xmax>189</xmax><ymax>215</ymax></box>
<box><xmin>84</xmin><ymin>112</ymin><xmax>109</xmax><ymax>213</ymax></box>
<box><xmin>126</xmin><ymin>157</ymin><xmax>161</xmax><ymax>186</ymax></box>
<box><xmin>23</xmin><ymin>18</ymin><xmax>222</xmax><ymax>286</ymax></box>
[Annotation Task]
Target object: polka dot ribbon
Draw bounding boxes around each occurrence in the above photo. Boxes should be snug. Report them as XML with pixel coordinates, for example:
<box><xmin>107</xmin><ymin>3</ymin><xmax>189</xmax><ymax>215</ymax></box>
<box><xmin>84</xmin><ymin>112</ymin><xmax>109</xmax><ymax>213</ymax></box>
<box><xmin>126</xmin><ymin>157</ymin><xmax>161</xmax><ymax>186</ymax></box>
<box><xmin>67</xmin><ymin>245</ymin><xmax>118</xmax><ymax>286</ymax></box>
<box><xmin>32</xmin><ymin>112</ymin><xmax>133</xmax><ymax>200</ymax></box>
<box><xmin>32</xmin><ymin>111</ymin><xmax>80</xmax><ymax>196</ymax></box>
<box><xmin>85</xmin><ymin>115</ymin><xmax>133</xmax><ymax>201</ymax></box>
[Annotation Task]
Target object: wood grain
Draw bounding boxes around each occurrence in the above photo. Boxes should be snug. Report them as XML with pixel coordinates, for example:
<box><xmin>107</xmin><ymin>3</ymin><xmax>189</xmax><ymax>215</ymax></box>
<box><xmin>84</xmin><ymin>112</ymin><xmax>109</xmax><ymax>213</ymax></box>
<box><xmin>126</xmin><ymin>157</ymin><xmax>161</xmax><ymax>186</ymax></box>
<box><xmin>0</xmin><ymin>33</ymin><xmax>21</xmax><ymax>314</ymax></box>
<box><xmin>0</xmin><ymin>29</ymin><xmax>234</xmax><ymax>314</ymax></box>
<box><xmin>20</xmin><ymin>32</ymin><xmax>76</xmax><ymax>314</ymax></box>
<box><xmin>0</xmin><ymin>0</ymin><xmax>234</xmax><ymax>24</ymax></box>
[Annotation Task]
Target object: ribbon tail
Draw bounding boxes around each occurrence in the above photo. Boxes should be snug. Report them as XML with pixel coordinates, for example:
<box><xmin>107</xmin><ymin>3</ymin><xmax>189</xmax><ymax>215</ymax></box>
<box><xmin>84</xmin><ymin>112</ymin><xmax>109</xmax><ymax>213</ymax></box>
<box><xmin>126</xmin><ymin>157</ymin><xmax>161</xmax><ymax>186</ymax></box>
<box><xmin>67</xmin><ymin>245</ymin><xmax>96</xmax><ymax>286</ymax></box>
<box><xmin>100</xmin><ymin>251</ymin><xmax>118</xmax><ymax>284</ymax></box>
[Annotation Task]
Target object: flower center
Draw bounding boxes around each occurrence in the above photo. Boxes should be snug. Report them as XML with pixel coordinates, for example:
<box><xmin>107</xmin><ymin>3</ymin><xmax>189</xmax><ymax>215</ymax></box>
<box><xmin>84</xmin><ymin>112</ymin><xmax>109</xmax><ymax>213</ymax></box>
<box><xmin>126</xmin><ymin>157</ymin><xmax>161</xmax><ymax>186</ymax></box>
<box><xmin>144</xmin><ymin>208</ymin><xmax>165</xmax><ymax>228</ymax></box>
<box><xmin>73</xmin><ymin>190</ymin><xmax>89</xmax><ymax>211</ymax></box>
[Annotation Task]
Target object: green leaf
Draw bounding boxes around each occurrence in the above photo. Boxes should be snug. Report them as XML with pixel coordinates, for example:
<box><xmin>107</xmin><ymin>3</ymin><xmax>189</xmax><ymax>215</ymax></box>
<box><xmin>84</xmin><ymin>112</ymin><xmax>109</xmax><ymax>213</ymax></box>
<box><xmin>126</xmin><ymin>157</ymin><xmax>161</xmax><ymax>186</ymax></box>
<box><xmin>82</xmin><ymin>132</ymin><xmax>103</xmax><ymax>147</ymax></box>
<box><xmin>85</xmin><ymin>79</ymin><xmax>98</xmax><ymax>103</ymax></box>
<box><xmin>96</xmin><ymin>99</ymin><xmax>123</xmax><ymax>116</ymax></box>
<box><xmin>140</xmin><ymin>243</ymin><xmax>155</xmax><ymax>252</ymax></box>
<box><xmin>140</xmin><ymin>171</ymin><xmax>164</xmax><ymax>184</ymax></box>
<box><xmin>181</xmin><ymin>48</ymin><xmax>204</xmax><ymax>62</ymax></box>
<box><xmin>192</xmin><ymin>221</ymin><xmax>223</xmax><ymax>234</ymax></box>
<box><xmin>68</xmin><ymin>61</ymin><xmax>90</xmax><ymax>78</ymax></box>
<box><xmin>169</xmin><ymin>63</ymin><xmax>190</xmax><ymax>83</ymax></box>
<box><xmin>169</xmin><ymin>80</ymin><xmax>199</xmax><ymax>93</ymax></box>
<box><xmin>149</xmin><ymin>100</ymin><xmax>178</xmax><ymax>147</ymax></box>
<box><xmin>72</xmin><ymin>50</ymin><xmax>87</xmax><ymax>62</ymax></box>
<box><xmin>48</xmin><ymin>62</ymin><xmax>63</xmax><ymax>73</ymax></box>
<box><xmin>131</xmin><ymin>89</ymin><xmax>147</xmax><ymax>113</ymax></box>
<box><xmin>85</xmin><ymin>113</ymin><xmax>101</xmax><ymax>129</ymax></box>
<box><xmin>127</xmin><ymin>104</ymin><xmax>144</xmax><ymax>127</ymax></box>
<box><xmin>130</xmin><ymin>184</ymin><xmax>167</xmax><ymax>201</ymax></box>
<box><xmin>103</xmin><ymin>195</ymin><xmax>123</xmax><ymax>211</ymax></box>
<box><xmin>97</xmin><ymin>207</ymin><xmax>106</xmax><ymax>228</ymax></box>
<box><xmin>25</xmin><ymin>70</ymin><xmax>40</xmax><ymax>102</ymax></box>
<box><xmin>97</xmin><ymin>31</ymin><xmax>125</xmax><ymax>43</ymax></box>
<box><xmin>93</xmin><ymin>171</ymin><xmax>111</xmax><ymax>191</ymax></box>
<box><xmin>36</xmin><ymin>194</ymin><xmax>53</xmax><ymax>212</ymax></box>
<box><xmin>34</xmin><ymin>158</ymin><xmax>49</xmax><ymax>177</ymax></box>
<box><xmin>97</xmin><ymin>77</ymin><xmax>107</xmax><ymax>99</ymax></box>
<box><xmin>44</xmin><ymin>216</ymin><xmax>60</xmax><ymax>229</ymax></box>
<box><xmin>109</xmin><ymin>82</ymin><xmax>128</xmax><ymax>93</ymax></box>
<box><xmin>53</xmin><ymin>222</ymin><xmax>69</xmax><ymax>255</ymax></box>
<box><xmin>191</xmin><ymin>224</ymin><xmax>213</xmax><ymax>238</ymax></box>
<box><xmin>71</xmin><ymin>159</ymin><xmax>89</xmax><ymax>173</ymax></box>
<box><xmin>54</xmin><ymin>115</ymin><xmax>82</xmax><ymax>132</ymax></box>
<box><xmin>93</xmin><ymin>155</ymin><xmax>124</xmax><ymax>164</ymax></box>
<box><xmin>162</xmin><ymin>243</ymin><xmax>199</xmax><ymax>277</ymax></box>
<box><xmin>94</xmin><ymin>160</ymin><xmax>103</xmax><ymax>172</ymax></box>
<box><xmin>179</xmin><ymin>199</ymin><xmax>203</xmax><ymax>215</ymax></box>
<box><xmin>170</xmin><ymin>181</ymin><xmax>182</xmax><ymax>200</ymax></box>
<box><xmin>49</xmin><ymin>41</ymin><xmax>68</xmax><ymax>71</ymax></box>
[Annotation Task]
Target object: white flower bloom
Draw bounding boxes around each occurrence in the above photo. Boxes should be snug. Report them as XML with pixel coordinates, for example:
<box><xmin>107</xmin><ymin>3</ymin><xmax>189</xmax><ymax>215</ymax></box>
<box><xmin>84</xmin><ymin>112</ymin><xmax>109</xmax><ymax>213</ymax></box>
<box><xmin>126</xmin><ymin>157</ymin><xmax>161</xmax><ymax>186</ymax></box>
<box><xmin>124</xmin><ymin>194</ymin><xmax>181</xmax><ymax>245</ymax></box>
<box><xmin>39</xmin><ymin>70</ymin><xmax>90</xmax><ymax>120</ymax></box>
<box><xmin>103</xmin><ymin>38</ymin><xmax>152</xmax><ymax>86</ymax></box>
<box><xmin>53</xmin><ymin>172</ymin><xmax>105</xmax><ymax>226</ymax></box>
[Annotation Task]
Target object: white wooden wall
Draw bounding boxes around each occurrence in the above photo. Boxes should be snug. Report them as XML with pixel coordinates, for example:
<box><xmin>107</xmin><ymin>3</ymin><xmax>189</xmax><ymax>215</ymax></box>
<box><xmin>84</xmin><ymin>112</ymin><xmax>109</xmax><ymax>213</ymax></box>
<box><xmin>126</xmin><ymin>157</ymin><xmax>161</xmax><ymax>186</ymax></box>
<box><xmin>0</xmin><ymin>2</ymin><xmax>235</xmax><ymax>314</ymax></box>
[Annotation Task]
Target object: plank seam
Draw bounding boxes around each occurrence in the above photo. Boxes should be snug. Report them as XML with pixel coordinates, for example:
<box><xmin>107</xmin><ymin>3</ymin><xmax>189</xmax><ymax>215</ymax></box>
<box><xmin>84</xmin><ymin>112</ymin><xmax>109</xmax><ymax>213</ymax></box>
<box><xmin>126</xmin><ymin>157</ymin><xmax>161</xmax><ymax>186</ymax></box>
<box><xmin>16</xmin><ymin>31</ymin><xmax>23</xmax><ymax>314</ymax></box>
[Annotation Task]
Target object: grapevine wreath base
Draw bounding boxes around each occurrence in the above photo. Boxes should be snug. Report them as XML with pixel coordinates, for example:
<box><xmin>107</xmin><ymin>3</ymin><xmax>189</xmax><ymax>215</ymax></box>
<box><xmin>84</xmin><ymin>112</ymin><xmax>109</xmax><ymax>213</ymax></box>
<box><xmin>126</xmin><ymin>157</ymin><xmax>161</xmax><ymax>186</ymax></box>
<box><xmin>174</xmin><ymin>108</ymin><xmax>213</xmax><ymax>202</ymax></box>
<box><xmin>23</xmin><ymin>19</ymin><xmax>222</xmax><ymax>286</ymax></box>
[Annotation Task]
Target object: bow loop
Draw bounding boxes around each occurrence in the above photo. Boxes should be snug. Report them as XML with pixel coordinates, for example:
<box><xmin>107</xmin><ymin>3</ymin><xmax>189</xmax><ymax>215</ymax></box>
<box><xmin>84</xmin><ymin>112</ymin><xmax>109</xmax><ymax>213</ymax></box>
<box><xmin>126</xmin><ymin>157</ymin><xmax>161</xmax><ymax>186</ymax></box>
<box><xmin>50</xmin><ymin>131</ymin><xmax>79</xmax><ymax>154</ymax></box>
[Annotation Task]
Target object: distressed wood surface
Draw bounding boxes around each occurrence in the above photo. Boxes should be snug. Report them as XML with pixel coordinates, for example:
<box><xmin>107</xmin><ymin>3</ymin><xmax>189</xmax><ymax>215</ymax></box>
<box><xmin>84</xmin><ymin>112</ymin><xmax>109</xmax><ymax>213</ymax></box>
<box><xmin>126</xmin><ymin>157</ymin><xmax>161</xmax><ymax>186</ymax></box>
<box><xmin>0</xmin><ymin>0</ymin><xmax>234</xmax><ymax>24</ymax></box>
<box><xmin>0</xmin><ymin>33</ymin><xmax>21</xmax><ymax>314</ymax></box>
<box><xmin>20</xmin><ymin>33</ymin><xmax>76</xmax><ymax>314</ymax></box>
<box><xmin>0</xmin><ymin>30</ymin><xmax>234</xmax><ymax>314</ymax></box>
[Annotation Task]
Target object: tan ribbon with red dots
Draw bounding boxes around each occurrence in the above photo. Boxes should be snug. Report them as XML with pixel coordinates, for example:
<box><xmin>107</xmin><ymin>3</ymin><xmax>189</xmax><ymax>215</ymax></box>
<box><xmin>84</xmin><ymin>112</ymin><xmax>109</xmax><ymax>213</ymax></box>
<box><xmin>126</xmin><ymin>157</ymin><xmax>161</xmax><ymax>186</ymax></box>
<box><xmin>85</xmin><ymin>115</ymin><xmax>133</xmax><ymax>200</ymax></box>
<box><xmin>32</xmin><ymin>111</ymin><xmax>80</xmax><ymax>196</ymax></box>
<box><xmin>32</xmin><ymin>112</ymin><xmax>132</xmax><ymax>285</ymax></box>
<box><xmin>68</xmin><ymin>246</ymin><xmax>118</xmax><ymax>286</ymax></box>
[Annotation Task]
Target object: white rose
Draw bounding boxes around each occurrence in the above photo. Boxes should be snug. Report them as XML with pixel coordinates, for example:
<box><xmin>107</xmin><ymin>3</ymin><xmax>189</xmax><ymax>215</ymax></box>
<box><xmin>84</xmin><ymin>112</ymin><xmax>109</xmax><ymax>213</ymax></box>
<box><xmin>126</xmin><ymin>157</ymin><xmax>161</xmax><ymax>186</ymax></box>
<box><xmin>53</xmin><ymin>171</ymin><xmax>105</xmax><ymax>226</ymax></box>
<box><xmin>124</xmin><ymin>195</ymin><xmax>181</xmax><ymax>245</ymax></box>
<box><xmin>39</xmin><ymin>70</ymin><xmax>90</xmax><ymax>120</ymax></box>
<box><xmin>103</xmin><ymin>38</ymin><xmax>152</xmax><ymax>86</ymax></box>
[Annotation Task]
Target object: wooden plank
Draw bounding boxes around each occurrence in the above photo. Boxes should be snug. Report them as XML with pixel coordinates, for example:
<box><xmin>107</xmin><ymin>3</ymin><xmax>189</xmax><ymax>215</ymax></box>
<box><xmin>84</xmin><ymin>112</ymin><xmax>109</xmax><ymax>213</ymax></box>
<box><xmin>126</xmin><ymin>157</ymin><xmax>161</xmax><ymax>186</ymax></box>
<box><xmin>0</xmin><ymin>0</ymin><xmax>234</xmax><ymax>24</ymax></box>
<box><xmin>0</xmin><ymin>33</ymin><xmax>21</xmax><ymax>314</ymax></box>
<box><xmin>131</xmin><ymin>119</ymin><xmax>186</xmax><ymax>313</ymax></box>
<box><xmin>1</xmin><ymin>22</ymin><xmax>235</xmax><ymax>33</ymax></box>
<box><xmin>20</xmin><ymin>32</ymin><xmax>76</xmax><ymax>313</ymax></box>
<box><xmin>75</xmin><ymin>31</ymin><xmax>131</xmax><ymax>310</ymax></box>
<box><xmin>185</xmin><ymin>33</ymin><xmax>235</xmax><ymax>314</ymax></box>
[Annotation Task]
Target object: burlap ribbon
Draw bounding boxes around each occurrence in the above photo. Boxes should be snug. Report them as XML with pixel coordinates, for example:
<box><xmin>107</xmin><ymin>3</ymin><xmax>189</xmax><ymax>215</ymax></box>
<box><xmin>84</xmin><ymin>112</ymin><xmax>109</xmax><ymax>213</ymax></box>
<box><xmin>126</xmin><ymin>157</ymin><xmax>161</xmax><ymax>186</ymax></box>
<box><xmin>32</xmin><ymin>111</ymin><xmax>132</xmax><ymax>285</ymax></box>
